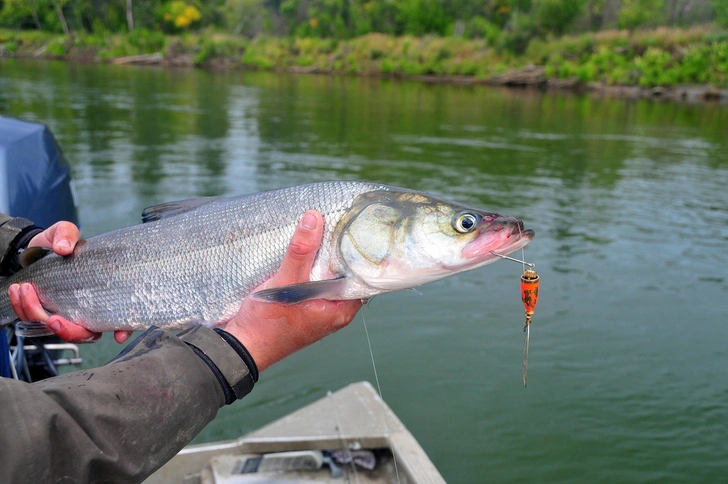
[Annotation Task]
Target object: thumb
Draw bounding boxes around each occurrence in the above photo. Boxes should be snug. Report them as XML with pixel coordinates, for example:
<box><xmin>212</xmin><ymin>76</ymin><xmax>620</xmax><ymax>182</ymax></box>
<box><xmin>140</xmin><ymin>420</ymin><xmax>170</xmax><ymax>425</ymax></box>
<box><xmin>270</xmin><ymin>211</ymin><xmax>323</xmax><ymax>287</ymax></box>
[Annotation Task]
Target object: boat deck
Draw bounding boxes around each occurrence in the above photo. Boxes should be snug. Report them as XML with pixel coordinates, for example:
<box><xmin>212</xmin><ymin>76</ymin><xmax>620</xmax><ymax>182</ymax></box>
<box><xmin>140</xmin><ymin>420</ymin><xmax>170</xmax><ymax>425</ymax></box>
<box><xmin>145</xmin><ymin>381</ymin><xmax>445</xmax><ymax>484</ymax></box>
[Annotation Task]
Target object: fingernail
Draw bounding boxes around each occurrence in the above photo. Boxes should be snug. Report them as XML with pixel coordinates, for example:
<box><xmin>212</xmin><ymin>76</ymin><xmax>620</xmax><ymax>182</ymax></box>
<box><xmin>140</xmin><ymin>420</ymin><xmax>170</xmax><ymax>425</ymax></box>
<box><xmin>56</xmin><ymin>240</ymin><xmax>72</xmax><ymax>252</ymax></box>
<box><xmin>48</xmin><ymin>320</ymin><xmax>61</xmax><ymax>332</ymax></box>
<box><xmin>301</xmin><ymin>213</ymin><xmax>317</xmax><ymax>230</ymax></box>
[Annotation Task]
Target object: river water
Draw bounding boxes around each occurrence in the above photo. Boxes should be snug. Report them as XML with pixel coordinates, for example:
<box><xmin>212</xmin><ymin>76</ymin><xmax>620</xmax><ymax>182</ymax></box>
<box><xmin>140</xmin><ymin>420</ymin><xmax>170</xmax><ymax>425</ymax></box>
<box><xmin>1</xmin><ymin>58</ymin><xmax>727</xmax><ymax>483</ymax></box>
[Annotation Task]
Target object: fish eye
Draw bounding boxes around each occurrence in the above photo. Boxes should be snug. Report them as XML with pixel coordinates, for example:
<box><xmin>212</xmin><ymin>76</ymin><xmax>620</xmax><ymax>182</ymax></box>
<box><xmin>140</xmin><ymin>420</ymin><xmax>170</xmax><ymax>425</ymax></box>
<box><xmin>453</xmin><ymin>212</ymin><xmax>478</xmax><ymax>233</ymax></box>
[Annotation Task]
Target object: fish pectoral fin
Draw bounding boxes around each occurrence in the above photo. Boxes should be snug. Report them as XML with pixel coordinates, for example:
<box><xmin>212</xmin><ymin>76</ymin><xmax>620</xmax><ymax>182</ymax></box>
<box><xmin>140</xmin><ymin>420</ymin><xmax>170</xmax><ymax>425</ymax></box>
<box><xmin>251</xmin><ymin>277</ymin><xmax>349</xmax><ymax>304</ymax></box>
<box><xmin>15</xmin><ymin>321</ymin><xmax>55</xmax><ymax>338</ymax></box>
<box><xmin>19</xmin><ymin>247</ymin><xmax>52</xmax><ymax>268</ymax></box>
<box><xmin>141</xmin><ymin>197</ymin><xmax>221</xmax><ymax>223</ymax></box>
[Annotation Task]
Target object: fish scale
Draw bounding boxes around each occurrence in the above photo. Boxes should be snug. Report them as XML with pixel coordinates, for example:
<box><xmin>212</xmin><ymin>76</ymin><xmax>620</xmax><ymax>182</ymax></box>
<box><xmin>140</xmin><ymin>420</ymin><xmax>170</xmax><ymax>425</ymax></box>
<box><xmin>0</xmin><ymin>181</ymin><xmax>534</xmax><ymax>336</ymax></box>
<box><xmin>0</xmin><ymin>181</ymin><xmax>387</xmax><ymax>333</ymax></box>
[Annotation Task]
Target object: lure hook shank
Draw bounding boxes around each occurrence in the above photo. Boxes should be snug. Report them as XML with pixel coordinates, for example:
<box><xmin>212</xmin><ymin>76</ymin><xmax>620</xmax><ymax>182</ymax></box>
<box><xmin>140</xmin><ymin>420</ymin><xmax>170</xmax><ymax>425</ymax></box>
<box><xmin>490</xmin><ymin>251</ymin><xmax>536</xmax><ymax>269</ymax></box>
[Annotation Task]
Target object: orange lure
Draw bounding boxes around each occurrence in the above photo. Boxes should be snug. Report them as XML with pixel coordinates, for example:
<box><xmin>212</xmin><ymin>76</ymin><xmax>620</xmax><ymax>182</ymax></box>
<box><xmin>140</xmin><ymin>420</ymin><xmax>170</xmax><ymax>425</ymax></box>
<box><xmin>490</xmin><ymin>251</ymin><xmax>540</xmax><ymax>387</ymax></box>
<box><xmin>520</xmin><ymin>269</ymin><xmax>539</xmax><ymax>387</ymax></box>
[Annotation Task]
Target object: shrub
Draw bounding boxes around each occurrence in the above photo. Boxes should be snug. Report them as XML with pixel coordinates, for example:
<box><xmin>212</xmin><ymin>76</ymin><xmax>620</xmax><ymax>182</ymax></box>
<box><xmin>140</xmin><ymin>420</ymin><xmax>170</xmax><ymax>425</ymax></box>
<box><xmin>159</xmin><ymin>2</ymin><xmax>202</xmax><ymax>32</ymax></box>
<box><xmin>127</xmin><ymin>28</ymin><xmax>166</xmax><ymax>53</ymax></box>
<box><xmin>466</xmin><ymin>17</ymin><xmax>501</xmax><ymax>45</ymax></box>
<box><xmin>576</xmin><ymin>61</ymin><xmax>597</xmax><ymax>82</ymax></box>
<box><xmin>634</xmin><ymin>47</ymin><xmax>673</xmax><ymax>86</ymax></box>
<box><xmin>47</xmin><ymin>37</ymin><xmax>68</xmax><ymax>56</ymax></box>
<box><xmin>381</xmin><ymin>58</ymin><xmax>395</xmax><ymax>73</ymax></box>
<box><xmin>679</xmin><ymin>45</ymin><xmax>709</xmax><ymax>84</ymax></box>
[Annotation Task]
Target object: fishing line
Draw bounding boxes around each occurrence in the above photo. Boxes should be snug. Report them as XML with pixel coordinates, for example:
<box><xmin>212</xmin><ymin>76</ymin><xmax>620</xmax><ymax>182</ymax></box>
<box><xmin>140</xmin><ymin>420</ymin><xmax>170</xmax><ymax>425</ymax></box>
<box><xmin>361</xmin><ymin>310</ymin><xmax>401</xmax><ymax>484</ymax></box>
<box><xmin>328</xmin><ymin>390</ymin><xmax>358</xmax><ymax>484</ymax></box>
<box><xmin>519</xmin><ymin>224</ymin><xmax>529</xmax><ymax>387</ymax></box>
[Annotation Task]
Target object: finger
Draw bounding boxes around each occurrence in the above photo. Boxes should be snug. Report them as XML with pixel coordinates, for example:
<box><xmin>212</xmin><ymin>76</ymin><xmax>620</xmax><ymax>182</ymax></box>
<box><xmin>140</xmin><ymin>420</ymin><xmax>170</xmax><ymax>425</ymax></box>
<box><xmin>50</xmin><ymin>221</ymin><xmax>81</xmax><ymax>255</ymax></box>
<box><xmin>8</xmin><ymin>284</ymin><xmax>29</xmax><ymax>321</ymax></box>
<box><xmin>272</xmin><ymin>211</ymin><xmax>324</xmax><ymax>287</ymax></box>
<box><xmin>114</xmin><ymin>331</ymin><xmax>133</xmax><ymax>344</ymax></box>
<box><xmin>47</xmin><ymin>316</ymin><xmax>102</xmax><ymax>344</ymax></box>
<box><xmin>28</xmin><ymin>221</ymin><xmax>81</xmax><ymax>256</ymax></box>
<box><xmin>18</xmin><ymin>283</ymin><xmax>50</xmax><ymax>323</ymax></box>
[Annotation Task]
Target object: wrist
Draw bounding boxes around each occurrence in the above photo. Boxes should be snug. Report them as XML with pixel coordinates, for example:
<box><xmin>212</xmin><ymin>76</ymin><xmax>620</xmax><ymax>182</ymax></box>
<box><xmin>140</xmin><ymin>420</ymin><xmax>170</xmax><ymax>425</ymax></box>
<box><xmin>178</xmin><ymin>325</ymin><xmax>256</xmax><ymax>404</ymax></box>
<box><xmin>222</xmin><ymin>323</ymin><xmax>276</xmax><ymax>373</ymax></box>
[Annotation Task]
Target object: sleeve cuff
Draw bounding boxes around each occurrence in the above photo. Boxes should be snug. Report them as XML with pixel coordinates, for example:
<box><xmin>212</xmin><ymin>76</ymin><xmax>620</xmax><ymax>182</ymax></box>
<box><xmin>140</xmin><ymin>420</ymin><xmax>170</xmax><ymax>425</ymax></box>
<box><xmin>0</xmin><ymin>217</ymin><xmax>44</xmax><ymax>276</ymax></box>
<box><xmin>178</xmin><ymin>325</ymin><xmax>257</xmax><ymax>404</ymax></box>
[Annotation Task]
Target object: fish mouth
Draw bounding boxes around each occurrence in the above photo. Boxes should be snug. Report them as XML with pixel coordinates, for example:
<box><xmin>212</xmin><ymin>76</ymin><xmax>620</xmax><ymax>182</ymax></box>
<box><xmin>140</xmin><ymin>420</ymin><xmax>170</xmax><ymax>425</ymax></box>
<box><xmin>460</xmin><ymin>218</ymin><xmax>535</xmax><ymax>266</ymax></box>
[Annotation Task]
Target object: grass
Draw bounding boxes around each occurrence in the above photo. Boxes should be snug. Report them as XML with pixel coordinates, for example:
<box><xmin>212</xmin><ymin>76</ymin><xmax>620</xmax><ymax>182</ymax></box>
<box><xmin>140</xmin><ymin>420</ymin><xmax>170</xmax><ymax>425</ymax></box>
<box><xmin>1</xmin><ymin>25</ymin><xmax>726</xmax><ymax>88</ymax></box>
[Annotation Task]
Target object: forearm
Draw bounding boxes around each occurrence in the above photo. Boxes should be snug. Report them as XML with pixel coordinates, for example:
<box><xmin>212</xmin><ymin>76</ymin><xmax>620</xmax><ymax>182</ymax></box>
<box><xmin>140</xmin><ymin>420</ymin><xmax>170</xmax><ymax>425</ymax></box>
<box><xmin>0</xmin><ymin>326</ymin><xmax>255</xmax><ymax>483</ymax></box>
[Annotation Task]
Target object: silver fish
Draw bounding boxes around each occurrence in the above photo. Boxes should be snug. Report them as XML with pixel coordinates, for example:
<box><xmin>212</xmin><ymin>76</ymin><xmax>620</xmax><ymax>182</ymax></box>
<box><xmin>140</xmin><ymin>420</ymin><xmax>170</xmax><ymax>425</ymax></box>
<box><xmin>0</xmin><ymin>181</ymin><xmax>534</xmax><ymax>336</ymax></box>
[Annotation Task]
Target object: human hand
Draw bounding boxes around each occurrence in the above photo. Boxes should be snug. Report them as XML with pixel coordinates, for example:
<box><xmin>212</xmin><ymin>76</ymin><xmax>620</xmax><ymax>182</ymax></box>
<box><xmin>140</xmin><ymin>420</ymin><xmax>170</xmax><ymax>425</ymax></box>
<box><xmin>223</xmin><ymin>211</ymin><xmax>363</xmax><ymax>372</ymax></box>
<box><xmin>8</xmin><ymin>221</ymin><xmax>133</xmax><ymax>344</ymax></box>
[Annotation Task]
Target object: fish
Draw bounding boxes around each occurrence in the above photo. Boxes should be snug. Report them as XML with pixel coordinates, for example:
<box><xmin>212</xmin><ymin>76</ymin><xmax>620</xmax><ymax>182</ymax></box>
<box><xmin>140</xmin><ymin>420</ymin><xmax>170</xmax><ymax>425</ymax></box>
<box><xmin>0</xmin><ymin>181</ymin><xmax>534</xmax><ymax>337</ymax></box>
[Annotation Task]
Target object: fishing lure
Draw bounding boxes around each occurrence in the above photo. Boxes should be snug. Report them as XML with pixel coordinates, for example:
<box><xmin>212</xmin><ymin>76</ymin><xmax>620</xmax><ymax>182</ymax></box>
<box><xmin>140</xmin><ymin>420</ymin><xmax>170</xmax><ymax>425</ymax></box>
<box><xmin>491</xmin><ymin>251</ymin><xmax>539</xmax><ymax>387</ymax></box>
<box><xmin>520</xmin><ymin>268</ymin><xmax>539</xmax><ymax>387</ymax></box>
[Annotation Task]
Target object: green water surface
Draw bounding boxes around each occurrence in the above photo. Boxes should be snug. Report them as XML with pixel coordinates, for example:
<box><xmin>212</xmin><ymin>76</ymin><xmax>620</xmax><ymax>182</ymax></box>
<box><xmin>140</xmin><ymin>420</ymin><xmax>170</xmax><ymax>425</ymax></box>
<box><xmin>1</xmin><ymin>58</ymin><xmax>727</xmax><ymax>483</ymax></box>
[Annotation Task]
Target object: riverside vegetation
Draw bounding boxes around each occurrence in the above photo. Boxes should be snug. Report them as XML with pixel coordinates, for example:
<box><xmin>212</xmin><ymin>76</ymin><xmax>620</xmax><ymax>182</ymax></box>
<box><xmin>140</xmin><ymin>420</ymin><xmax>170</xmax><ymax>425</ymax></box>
<box><xmin>1</xmin><ymin>0</ymin><xmax>727</xmax><ymax>93</ymax></box>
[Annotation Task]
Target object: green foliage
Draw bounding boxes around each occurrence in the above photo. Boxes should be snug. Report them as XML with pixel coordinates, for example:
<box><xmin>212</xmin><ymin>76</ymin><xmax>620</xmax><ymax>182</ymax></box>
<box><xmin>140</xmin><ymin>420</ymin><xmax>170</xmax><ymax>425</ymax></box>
<box><xmin>533</xmin><ymin>0</ymin><xmax>585</xmax><ymax>36</ymax></box>
<box><xmin>47</xmin><ymin>36</ymin><xmax>68</xmax><ymax>56</ymax></box>
<box><xmin>576</xmin><ymin>61</ymin><xmax>597</xmax><ymax>82</ymax></box>
<box><xmin>499</xmin><ymin>10</ymin><xmax>538</xmax><ymax>54</ymax></box>
<box><xmin>158</xmin><ymin>1</ymin><xmax>202</xmax><ymax>33</ymax></box>
<box><xmin>1</xmin><ymin>0</ymin><xmax>727</xmax><ymax>89</ymax></box>
<box><xmin>0</xmin><ymin>0</ymin><xmax>35</xmax><ymax>28</ymax></box>
<box><xmin>193</xmin><ymin>36</ymin><xmax>217</xmax><ymax>64</ymax></box>
<box><xmin>465</xmin><ymin>17</ymin><xmax>502</xmax><ymax>45</ymax></box>
<box><xmin>395</xmin><ymin>0</ymin><xmax>449</xmax><ymax>36</ymax></box>
<box><xmin>127</xmin><ymin>28</ymin><xmax>166</xmax><ymax>53</ymax></box>
<box><xmin>241</xmin><ymin>36</ymin><xmax>286</xmax><ymax>69</ymax></box>
<box><xmin>633</xmin><ymin>47</ymin><xmax>673</xmax><ymax>85</ymax></box>
<box><xmin>221</xmin><ymin>0</ymin><xmax>268</xmax><ymax>37</ymax></box>
<box><xmin>712</xmin><ymin>0</ymin><xmax>728</xmax><ymax>28</ymax></box>
<box><xmin>618</xmin><ymin>0</ymin><xmax>665</xmax><ymax>30</ymax></box>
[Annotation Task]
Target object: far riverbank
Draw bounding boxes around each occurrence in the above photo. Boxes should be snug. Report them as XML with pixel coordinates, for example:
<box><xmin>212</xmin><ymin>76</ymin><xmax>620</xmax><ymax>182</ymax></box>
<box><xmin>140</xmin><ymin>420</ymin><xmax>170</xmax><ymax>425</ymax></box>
<box><xmin>2</xmin><ymin>27</ymin><xmax>727</xmax><ymax>103</ymax></box>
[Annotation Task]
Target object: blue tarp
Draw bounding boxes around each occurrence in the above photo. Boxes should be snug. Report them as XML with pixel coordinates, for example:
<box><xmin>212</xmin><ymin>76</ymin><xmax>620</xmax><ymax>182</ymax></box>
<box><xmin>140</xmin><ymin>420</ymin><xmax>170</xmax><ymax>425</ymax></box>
<box><xmin>0</xmin><ymin>116</ymin><xmax>79</xmax><ymax>228</ymax></box>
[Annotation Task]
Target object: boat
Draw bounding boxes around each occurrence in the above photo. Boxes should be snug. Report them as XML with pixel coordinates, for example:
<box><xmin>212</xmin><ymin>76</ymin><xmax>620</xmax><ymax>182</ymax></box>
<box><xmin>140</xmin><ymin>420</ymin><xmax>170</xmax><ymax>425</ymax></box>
<box><xmin>145</xmin><ymin>381</ymin><xmax>446</xmax><ymax>484</ymax></box>
<box><xmin>0</xmin><ymin>116</ymin><xmax>81</xmax><ymax>381</ymax></box>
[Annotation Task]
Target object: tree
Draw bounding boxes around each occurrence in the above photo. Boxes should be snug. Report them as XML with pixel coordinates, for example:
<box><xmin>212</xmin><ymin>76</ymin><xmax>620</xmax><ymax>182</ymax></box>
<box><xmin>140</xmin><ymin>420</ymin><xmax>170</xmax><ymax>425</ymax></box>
<box><xmin>533</xmin><ymin>0</ymin><xmax>586</xmax><ymax>35</ymax></box>
<box><xmin>127</xmin><ymin>0</ymin><xmax>134</xmax><ymax>30</ymax></box>
<box><xmin>49</xmin><ymin>0</ymin><xmax>70</xmax><ymax>34</ymax></box>
<box><xmin>618</xmin><ymin>0</ymin><xmax>665</xmax><ymax>30</ymax></box>
<box><xmin>0</xmin><ymin>0</ymin><xmax>45</xmax><ymax>29</ymax></box>
<box><xmin>713</xmin><ymin>0</ymin><xmax>728</xmax><ymax>27</ymax></box>
<box><xmin>222</xmin><ymin>0</ymin><xmax>268</xmax><ymax>35</ymax></box>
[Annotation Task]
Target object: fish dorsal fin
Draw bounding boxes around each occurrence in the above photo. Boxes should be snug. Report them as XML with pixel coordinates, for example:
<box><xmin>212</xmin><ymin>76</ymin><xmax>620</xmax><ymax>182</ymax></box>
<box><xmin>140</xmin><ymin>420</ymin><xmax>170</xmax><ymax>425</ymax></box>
<box><xmin>19</xmin><ymin>247</ymin><xmax>52</xmax><ymax>268</ymax></box>
<box><xmin>142</xmin><ymin>197</ymin><xmax>220</xmax><ymax>223</ymax></box>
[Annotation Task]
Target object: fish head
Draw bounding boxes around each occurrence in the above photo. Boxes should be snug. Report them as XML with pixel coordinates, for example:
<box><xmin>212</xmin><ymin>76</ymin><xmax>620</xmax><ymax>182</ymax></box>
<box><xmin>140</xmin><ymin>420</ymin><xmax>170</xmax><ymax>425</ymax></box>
<box><xmin>337</xmin><ymin>189</ymin><xmax>534</xmax><ymax>293</ymax></box>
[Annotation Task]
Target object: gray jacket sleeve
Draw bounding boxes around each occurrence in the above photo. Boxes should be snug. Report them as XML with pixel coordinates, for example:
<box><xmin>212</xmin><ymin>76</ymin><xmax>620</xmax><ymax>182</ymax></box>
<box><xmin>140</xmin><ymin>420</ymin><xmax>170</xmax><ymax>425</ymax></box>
<box><xmin>0</xmin><ymin>213</ymin><xmax>44</xmax><ymax>276</ymax></box>
<box><xmin>0</xmin><ymin>325</ymin><xmax>257</xmax><ymax>483</ymax></box>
